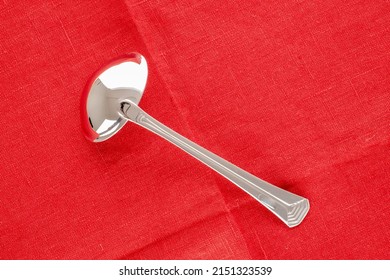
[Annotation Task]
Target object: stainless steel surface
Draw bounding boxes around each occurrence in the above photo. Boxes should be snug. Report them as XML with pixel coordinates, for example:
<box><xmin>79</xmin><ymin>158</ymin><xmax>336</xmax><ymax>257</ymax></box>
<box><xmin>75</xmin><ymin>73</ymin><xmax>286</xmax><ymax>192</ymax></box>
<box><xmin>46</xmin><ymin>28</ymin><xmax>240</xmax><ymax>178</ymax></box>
<box><xmin>84</xmin><ymin>53</ymin><xmax>148</xmax><ymax>142</ymax></box>
<box><xmin>82</xmin><ymin>52</ymin><xmax>310</xmax><ymax>227</ymax></box>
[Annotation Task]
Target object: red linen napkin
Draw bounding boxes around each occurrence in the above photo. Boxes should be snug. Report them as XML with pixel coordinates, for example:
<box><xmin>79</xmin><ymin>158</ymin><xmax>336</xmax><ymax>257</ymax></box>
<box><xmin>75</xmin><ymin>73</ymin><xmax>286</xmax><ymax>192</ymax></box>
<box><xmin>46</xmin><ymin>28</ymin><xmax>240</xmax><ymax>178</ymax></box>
<box><xmin>0</xmin><ymin>0</ymin><xmax>389</xmax><ymax>259</ymax></box>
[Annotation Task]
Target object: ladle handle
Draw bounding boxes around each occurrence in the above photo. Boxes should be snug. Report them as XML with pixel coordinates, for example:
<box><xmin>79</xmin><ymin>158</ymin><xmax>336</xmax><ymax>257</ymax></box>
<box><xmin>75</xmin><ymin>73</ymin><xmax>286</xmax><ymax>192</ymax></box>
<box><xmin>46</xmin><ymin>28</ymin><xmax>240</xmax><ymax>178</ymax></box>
<box><xmin>120</xmin><ymin>101</ymin><xmax>309</xmax><ymax>227</ymax></box>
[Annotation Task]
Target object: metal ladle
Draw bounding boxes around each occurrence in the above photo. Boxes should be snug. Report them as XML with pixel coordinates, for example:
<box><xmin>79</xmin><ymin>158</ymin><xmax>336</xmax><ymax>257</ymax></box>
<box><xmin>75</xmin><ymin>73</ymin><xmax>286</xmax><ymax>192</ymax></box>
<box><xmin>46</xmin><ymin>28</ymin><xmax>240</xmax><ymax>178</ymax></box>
<box><xmin>81</xmin><ymin>53</ymin><xmax>309</xmax><ymax>227</ymax></box>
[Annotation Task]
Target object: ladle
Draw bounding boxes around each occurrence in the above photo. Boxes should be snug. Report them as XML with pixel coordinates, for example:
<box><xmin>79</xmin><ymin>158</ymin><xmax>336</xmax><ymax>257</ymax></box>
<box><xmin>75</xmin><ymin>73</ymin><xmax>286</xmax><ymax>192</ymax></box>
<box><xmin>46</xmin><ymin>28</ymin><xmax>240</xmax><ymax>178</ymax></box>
<box><xmin>81</xmin><ymin>53</ymin><xmax>309</xmax><ymax>227</ymax></box>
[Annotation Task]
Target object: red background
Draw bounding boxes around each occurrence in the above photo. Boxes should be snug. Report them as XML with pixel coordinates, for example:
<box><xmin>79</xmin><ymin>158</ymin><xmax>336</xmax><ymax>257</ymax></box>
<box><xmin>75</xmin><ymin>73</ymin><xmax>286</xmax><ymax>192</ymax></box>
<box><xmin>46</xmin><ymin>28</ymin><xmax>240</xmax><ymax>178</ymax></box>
<box><xmin>0</xmin><ymin>0</ymin><xmax>389</xmax><ymax>259</ymax></box>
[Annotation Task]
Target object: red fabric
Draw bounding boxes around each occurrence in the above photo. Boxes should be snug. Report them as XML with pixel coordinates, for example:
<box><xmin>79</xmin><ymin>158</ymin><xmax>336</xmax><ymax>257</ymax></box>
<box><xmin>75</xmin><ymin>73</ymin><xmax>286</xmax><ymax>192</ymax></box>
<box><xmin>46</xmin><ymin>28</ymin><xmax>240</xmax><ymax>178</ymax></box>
<box><xmin>0</xmin><ymin>0</ymin><xmax>389</xmax><ymax>259</ymax></box>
